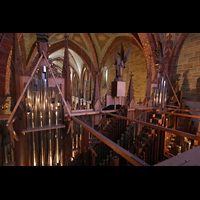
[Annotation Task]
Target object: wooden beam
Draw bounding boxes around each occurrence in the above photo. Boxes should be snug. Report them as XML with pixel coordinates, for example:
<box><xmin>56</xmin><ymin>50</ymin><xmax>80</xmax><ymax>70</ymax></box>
<box><xmin>163</xmin><ymin>68</ymin><xmax>181</xmax><ymax>107</ymax></box>
<box><xmin>72</xmin><ymin>109</ymin><xmax>94</xmax><ymax>113</ymax></box>
<box><xmin>7</xmin><ymin>53</ymin><xmax>43</xmax><ymax>125</ymax></box>
<box><xmin>159</xmin><ymin>110</ymin><xmax>200</xmax><ymax>119</ymax></box>
<box><xmin>67</xmin><ymin>107</ymin><xmax>153</xmax><ymax>118</ymax></box>
<box><xmin>134</xmin><ymin>110</ymin><xmax>144</xmax><ymax>120</ymax></box>
<box><xmin>96</xmin><ymin>114</ymin><xmax>107</xmax><ymax>130</ymax></box>
<box><xmin>88</xmin><ymin>146</ymin><xmax>97</xmax><ymax>157</ymax></box>
<box><xmin>129</xmin><ymin>107</ymin><xmax>153</xmax><ymax>111</ymax></box>
<box><xmin>163</xmin><ymin>107</ymin><xmax>200</xmax><ymax>113</ymax></box>
<box><xmin>66</xmin><ymin>107</ymin><xmax>153</xmax><ymax>118</ymax></box>
<box><xmin>71</xmin><ymin>116</ymin><xmax>149</xmax><ymax>166</ymax></box>
<box><xmin>22</xmin><ymin>124</ymin><xmax>65</xmax><ymax>134</ymax></box>
<box><xmin>88</xmin><ymin>146</ymin><xmax>97</xmax><ymax>166</ymax></box>
<box><xmin>67</xmin><ymin>120</ymin><xmax>72</xmax><ymax>134</ymax></box>
<box><xmin>65</xmin><ymin>109</ymin><xmax>120</xmax><ymax>117</ymax></box>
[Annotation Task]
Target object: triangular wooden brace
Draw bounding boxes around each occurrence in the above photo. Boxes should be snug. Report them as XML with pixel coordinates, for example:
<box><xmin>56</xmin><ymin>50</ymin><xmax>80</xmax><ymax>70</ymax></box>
<box><xmin>42</xmin><ymin>52</ymin><xmax>71</xmax><ymax>116</ymax></box>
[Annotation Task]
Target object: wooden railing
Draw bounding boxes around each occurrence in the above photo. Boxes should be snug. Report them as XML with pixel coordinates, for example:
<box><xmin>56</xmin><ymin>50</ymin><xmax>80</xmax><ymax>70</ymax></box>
<box><xmin>69</xmin><ymin>106</ymin><xmax>200</xmax><ymax>165</ymax></box>
<box><xmin>159</xmin><ymin>109</ymin><xmax>200</xmax><ymax>119</ymax></box>
<box><xmin>101</xmin><ymin>111</ymin><xmax>200</xmax><ymax>142</ymax></box>
<box><xmin>71</xmin><ymin>116</ymin><xmax>150</xmax><ymax>166</ymax></box>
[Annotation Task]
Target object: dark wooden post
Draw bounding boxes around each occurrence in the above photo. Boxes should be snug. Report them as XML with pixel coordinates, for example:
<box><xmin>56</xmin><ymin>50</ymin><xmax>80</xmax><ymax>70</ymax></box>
<box><xmin>81</xmin><ymin>122</ymin><xmax>89</xmax><ymax>166</ymax></box>
<box><xmin>93</xmin><ymin>71</ymin><xmax>102</xmax><ymax>129</ymax></box>
<box><xmin>11</xmin><ymin>33</ymin><xmax>26</xmax><ymax>166</ymax></box>
<box><xmin>61</xmin><ymin>34</ymin><xmax>73</xmax><ymax>164</ymax></box>
<box><xmin>146</xmin><ymin>55</ymin><xmax>152</xmax><ymax>106</ymax></box>
<box><xmin>62</xmin><ymin>34</ymin><xmax>71</xmax><ymax>104</ymax></box>
<box><xmin>127</xmin><ymin>72</ymin><xmax>135</xmax><ymax>108</ymax></box>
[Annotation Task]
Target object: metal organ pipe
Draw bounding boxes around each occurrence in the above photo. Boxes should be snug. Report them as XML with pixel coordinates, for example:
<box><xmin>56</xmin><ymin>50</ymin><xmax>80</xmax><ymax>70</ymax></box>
<box><xmin>23</xmin><ymin>65</ymin><xmax>64</xmax><ymax>166</ymax></box>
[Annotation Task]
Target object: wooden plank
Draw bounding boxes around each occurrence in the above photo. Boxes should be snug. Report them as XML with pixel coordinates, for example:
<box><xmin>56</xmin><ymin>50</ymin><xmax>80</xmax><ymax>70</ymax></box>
<box><xmin>71</xmin><ymin>116</ymin><xmax>149</xmax><ymax>166</ymax></box>
<box><xmin>22</xmin><ymin>124</ymin><xmax>65</xmax><ymax>133</ymax></box>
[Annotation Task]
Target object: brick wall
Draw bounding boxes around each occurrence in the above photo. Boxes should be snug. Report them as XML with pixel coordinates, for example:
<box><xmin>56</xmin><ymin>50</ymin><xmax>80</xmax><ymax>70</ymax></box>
<box><xmin>100</xmin><ymin>41</ymin><xmax>147</xmax><ymax>104</ymax></box>
<box><xmin>0</xmin><ymin>33</ymin><xmax>13</xmax><ymax>96</ymax></box>
<box><xmin>5</xmin><ymin>48</ymin><xmax>12</xmax><ymax>95</ymax></box>
<box><xmin>172</xmin><ymin>33</ymin><xmax>200</xmax><ymax>102</ymax></box>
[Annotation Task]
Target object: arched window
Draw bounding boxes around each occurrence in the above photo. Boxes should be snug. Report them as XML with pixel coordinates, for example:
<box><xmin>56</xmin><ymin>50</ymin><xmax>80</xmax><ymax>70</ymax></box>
<box><xmin>82</xmin><ymin>69</ymin><xmax>86</xmax><ymax>99</ymax></box>
<box><xmin>102</xmin><ymin>66</ymin><xmax>108</xmax><ymax>88</ymax></box>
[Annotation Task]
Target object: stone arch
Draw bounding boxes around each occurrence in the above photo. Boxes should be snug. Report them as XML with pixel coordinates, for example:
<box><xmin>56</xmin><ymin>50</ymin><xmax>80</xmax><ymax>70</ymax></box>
<box><xmin>168</xmin><ymin>33</ymin><xmax>189</xmax><ymax>79</ymax></box>
<box><xmin>137</xmin><ymin>33</ymin><xmax>157</xmax><ymax>79</ymax></box>
<box><xmin>0</xmin><ymin>33</ymin><xmax>13</xmax><ymax>96</ymax></box>
<box><xmin>82</xmin><ymin>67</ymin><xmax>87</xmax><ymax>99</ymax></box>
<box><xmin>49</xmin><ymin>40</ymin><xmax>95</xmax><ymax>82</ymax></box>
<box><xmin>82</xmin><ymin>33</ymin><xmax>98</xmax><ymax>72</ymax></box>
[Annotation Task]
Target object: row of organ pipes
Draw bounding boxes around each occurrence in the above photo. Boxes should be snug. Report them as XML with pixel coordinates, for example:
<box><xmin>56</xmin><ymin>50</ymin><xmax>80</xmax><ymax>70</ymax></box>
<box><xmin>152</xmin><ymin>76</ymin><xmax>168</xmax><ymax>108</ymax></box>
<box><xmin>1</xmin><ymin>104</ymin><xmax>198</xmax><ymax>166</ymax></box>
<box><xmin>0</xmin><ymin>64</ymin><xmax>66</xmax><ymax>166</ymax></box>
<box><xmin>25</xmin><ymin>66</ymin><xmax>63</xmax><ymax>166</ymax></box>
<box><xmin>69</xmin><ymin>110</ymin><xmax>199</xmax><ymax>166</ymax></box>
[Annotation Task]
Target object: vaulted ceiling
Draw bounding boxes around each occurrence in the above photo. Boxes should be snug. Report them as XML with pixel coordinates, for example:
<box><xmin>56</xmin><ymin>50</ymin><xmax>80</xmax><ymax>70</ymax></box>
<box><xmin>14</xmin><ymin>32</ymin><xmax>188</xmax><ymax>84</ymax></box>
<box><xmin>20</xmin><ymin>33</ymin><xmax>142</xmax><ymax>74</ymax></box>
<box><xmin>0</xmin><ymin>32</ymin><xmax>189</xmax><ymax>97</ymax></box>
<box><xmin>49</xmin><ymin>48</ymin><xmax>84</xmax><ymax>77</ymax></box>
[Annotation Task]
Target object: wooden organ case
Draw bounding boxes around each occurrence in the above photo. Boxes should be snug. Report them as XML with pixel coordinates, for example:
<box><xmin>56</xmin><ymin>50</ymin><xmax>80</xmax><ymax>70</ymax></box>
<box><xmin>0</xmin><ymin>33</ymin><xmax>73</xmax><ymax>166</ymax></box>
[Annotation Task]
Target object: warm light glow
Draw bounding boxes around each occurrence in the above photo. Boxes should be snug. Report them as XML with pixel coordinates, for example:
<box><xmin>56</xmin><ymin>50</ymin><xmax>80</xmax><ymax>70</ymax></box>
<box><xmin>106</xmin><ymin>69</ymin><xmax>108</xmax><ymax>83</ymax></box>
